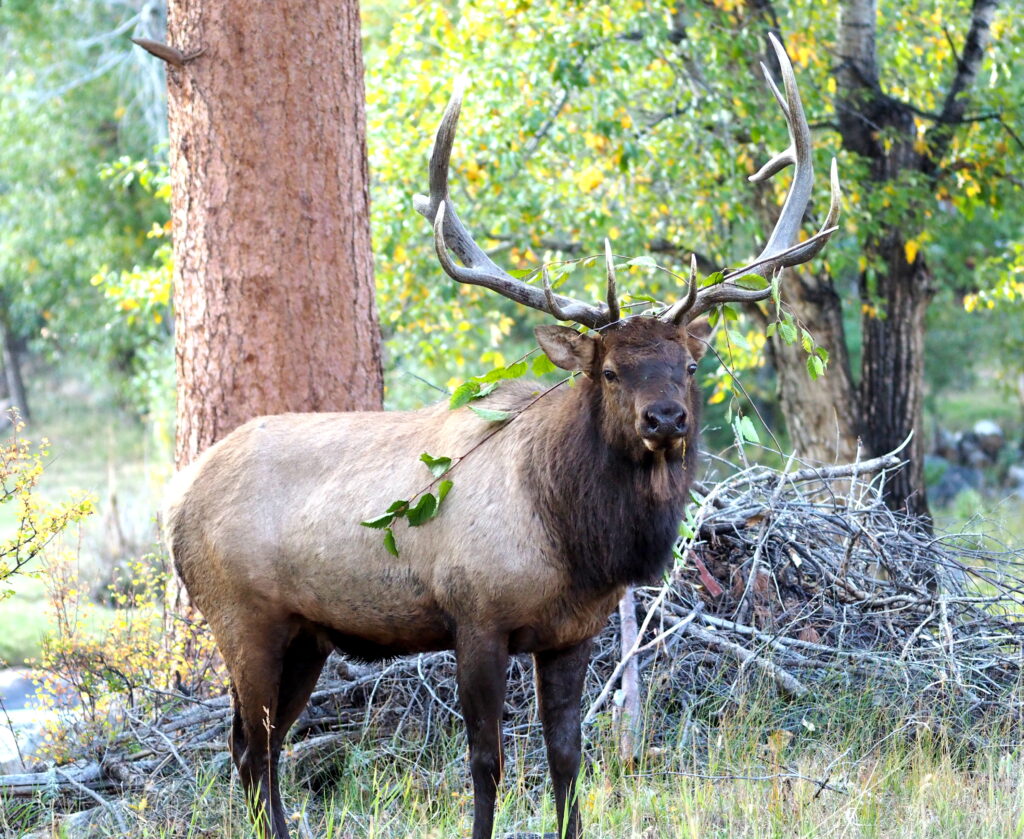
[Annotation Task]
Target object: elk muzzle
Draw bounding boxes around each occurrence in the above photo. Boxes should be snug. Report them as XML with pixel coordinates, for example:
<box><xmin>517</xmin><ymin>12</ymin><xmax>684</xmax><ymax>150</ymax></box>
<box><xmin>638</xmin><ymin>399</ymin><xmax>688</xmax><ymax>450</ymax></box>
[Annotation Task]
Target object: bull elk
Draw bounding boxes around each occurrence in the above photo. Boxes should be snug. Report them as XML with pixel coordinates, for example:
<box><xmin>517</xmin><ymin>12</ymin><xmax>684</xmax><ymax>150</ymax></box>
<box><xmin>165</xmin><ymin>34</ymin><xmax>838</xmax><ymax>839</ymax></box>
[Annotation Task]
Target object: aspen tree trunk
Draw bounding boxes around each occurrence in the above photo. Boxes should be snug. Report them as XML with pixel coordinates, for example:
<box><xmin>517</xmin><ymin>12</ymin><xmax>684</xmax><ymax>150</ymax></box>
<box><xmin>167</xmin><ymin>0</ymin><xmax>382</xmax><ymax>468</ymax></box>
<box><xmin>763</xmin><ymin>268</ymin><xmax>860</xmax><ymax>465</ymax></box>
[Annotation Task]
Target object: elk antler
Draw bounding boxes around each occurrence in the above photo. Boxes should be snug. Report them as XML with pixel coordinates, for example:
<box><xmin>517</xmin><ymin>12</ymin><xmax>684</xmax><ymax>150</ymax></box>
<box><xmin>413</xmin><ymin>79</ymin><xmax>619</xmax><ymax>330</ymax></box>
<box><xmin>662</xmin><ymin>33</ymin><xmax>841</xmax><ymax>326</ymax></box>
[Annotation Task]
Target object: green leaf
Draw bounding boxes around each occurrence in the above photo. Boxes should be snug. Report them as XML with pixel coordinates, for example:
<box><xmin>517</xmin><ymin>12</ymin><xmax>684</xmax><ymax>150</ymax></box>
<box><xmin>406</xmin><ymin>493</ymin><xmax>438</xmax><ymax>526</ymax></box>
<box><xmin>361</xmin><ymin>498</ymin><xmax>409</xmax><ymax>529</ymax></box>
<box><xmin>702</xmin><ymin>271</ymin><xmax>724</xmax><ymax>287</ymax></box>
<box><xmin>779</xmin><ymin>321</ymin><xmax>797</xmax><ymax>344</ymax></box>
<box><xmin>801</xmin><ymin>329</ymin><xmax>813</xmax><ymax>353</ymax></box>
<box><xmin>815</xmin><ymin>346</ymin><xmax>830</xmax><ymax>363</ymax></box>
<box><xmin>420</xmin><ymin>452</ymin><xmax>452</xmax><ymax>478</ymax></box>
<box><xmin>450</xmin><ymin>379</ymin><xmax>501</xmax><ymax>409</ymax></box>
<box><xmin>470</xmin><ymin>406</ymin><xmax>515</xmax><ymax>422</ymax></box>
<box><xmin>807</xmin><ymin>355</ymin><xmax>825</xmax><ymax>380</ymax></box>
<box><xmin>726</xmin><ymin>327</ymin><xmax>750</xmax><ymax>350</ymax></box>
<box><xmin>449</xmin><ymin>381</ymin><xmax>481</xmax><ymax>409</ymax></box>
<box><xmin>733</xmin><ymin>273</ymin><xmax>768</xmax><ymax>290</ymax></box>
<box><xmin>361</xmin><ymin>513</ymin><xmax>397</xmax><ymax>529</ymax></box>
<box><xmin>765</xmin><ymin>322</ymin><xmax>777</xmax><ymax>338</ymax></box>
<box><xmin>737</xmin><ymin>415</ymin><xmax>760</xmax><ymax>444</ymax></box>
<box><xmin>478</xmin><ymin>361</ymin><xmax>528</xmax><ymax>384</ymax></box>
<box><xmin>625</xmin><ymin>255</ymin><xmax>657</xmax><ymax>268</ymax></box>
<box><xmin>532</xmin><ymin>353</ymin><xmax>558</xmax><ymax>376</ymax></box>
<box><xmin>437</xmin><ymin>479</ymin><xmax>453</xmax><ymax>505</ymax></box>
<box><xmin>508</xmin><ymin>268</ymin><xmax>534</xmax><ymax>279</ymax></box>
<box><xmin>383</xmin><ymin>528</ymin><xmax>399</xmax><ymax>557</ymax></box>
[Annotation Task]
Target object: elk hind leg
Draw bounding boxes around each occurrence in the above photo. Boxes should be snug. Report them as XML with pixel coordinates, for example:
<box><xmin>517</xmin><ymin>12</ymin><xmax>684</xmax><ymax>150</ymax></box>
<box><xmin>265</xmin><ymin>629</ymin><xmax>331</xmax><ymax>838</ymax></box>
<box><xmin>222</xmin><ymin>622</ymin><xmax>295</xmax><ymax>839</ymax></box>
<box><xmin>535</xmin><ymin>639</ymin><xmax>592</xmax><ymax>839</ymax></box>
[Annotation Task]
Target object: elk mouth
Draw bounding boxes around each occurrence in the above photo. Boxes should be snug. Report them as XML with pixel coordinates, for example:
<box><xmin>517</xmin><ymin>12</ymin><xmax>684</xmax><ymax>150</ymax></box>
<box><xmin>641</xmin><ymin>433</ymin><xmax>687</xmax><ymax>453</ymax></box>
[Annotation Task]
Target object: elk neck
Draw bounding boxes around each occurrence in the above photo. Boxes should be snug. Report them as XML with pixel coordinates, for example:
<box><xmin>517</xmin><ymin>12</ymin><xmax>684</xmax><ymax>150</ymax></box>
<box><xmin>522</xmin><ymin>376</ymin><xmax>697</xmax><ymax>595</ymax></box>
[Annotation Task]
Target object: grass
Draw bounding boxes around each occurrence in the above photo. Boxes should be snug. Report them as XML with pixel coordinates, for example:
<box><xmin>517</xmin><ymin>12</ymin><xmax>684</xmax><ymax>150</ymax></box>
<box><xmin>4</xmin><ymin>694</ymin><xmax>1024</xmax><ymax>839</ymax></box>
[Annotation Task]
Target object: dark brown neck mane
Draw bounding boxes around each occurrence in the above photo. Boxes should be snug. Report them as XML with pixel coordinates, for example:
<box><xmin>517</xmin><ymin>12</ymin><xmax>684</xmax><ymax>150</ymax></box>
<box><xmin>524</xmin><ymin>376</ymin><xmax>699</xmax><ymax>595</ymax></box>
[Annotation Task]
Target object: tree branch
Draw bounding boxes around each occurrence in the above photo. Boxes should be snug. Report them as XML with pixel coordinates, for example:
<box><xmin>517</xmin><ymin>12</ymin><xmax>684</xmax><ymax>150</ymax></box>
<box><xmin>926</xmin><ymin>0</ymin><xmax>1001</xmax><ymax>168</ymax></box>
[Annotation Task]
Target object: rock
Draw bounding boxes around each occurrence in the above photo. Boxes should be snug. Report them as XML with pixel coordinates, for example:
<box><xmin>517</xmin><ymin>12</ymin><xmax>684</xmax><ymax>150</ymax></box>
<box><xmin>973</xmin><ymin>420</ymin><xmax>1005</xmax><ymax>459</ymax></box>
<box><xmin>1008</xmin><ymin>464</ymin><xmax>1024</xmax><ymax>498</ymax></box>
<box><xmin>930</xmin><ymin>463</ymin><xmax>984</xmax><ymax>507</ymax></box>
<box><xmin>933</xmin><ymin>427</ymin><xmax>959</xmax><ymax>461</ymax></box>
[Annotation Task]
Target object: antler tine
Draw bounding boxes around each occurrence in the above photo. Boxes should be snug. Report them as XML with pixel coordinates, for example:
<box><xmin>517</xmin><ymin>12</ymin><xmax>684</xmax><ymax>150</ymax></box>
<box><xmin>662</xmin><ymin>254</ymin><xmax>698</xmax><ymax>325</ymax></box>
<box><xmin>542</xmin><ymin>266</ymin><xmax>572</xmax><ymax>321</ymax></box>
<box><xmin>671</xmin><ymin>33</ymin><xmax>841</xmax><ymax>325</ymax></box>
<box><xmin>604</xmin><ymin>239</ymin><xmax>620</xmax><ymax>324</ymax></box>
<box><xmin>413</xmin><ymin>82</ymin><xmax>614</xmax><ymax>330</ymax></box>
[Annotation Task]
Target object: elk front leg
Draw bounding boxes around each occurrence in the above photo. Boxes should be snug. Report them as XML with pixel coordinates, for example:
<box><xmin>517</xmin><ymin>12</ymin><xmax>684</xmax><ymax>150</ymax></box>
<box><xmin>535</xmin><ymin>638</ymin><xmax>592</xmax><ymax>839</ymax></box>
<box><xmin>456</xmin><ymin>628</ymin><xmax>510</xmax><ymax>839</ymax></box>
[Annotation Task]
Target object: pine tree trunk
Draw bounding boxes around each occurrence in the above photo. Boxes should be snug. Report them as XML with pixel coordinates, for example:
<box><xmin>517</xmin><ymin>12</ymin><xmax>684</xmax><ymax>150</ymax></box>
<box><xmin>167</xmin><ymin>0</ymin><xmax>382</xmax><ymax>468</ymax></box>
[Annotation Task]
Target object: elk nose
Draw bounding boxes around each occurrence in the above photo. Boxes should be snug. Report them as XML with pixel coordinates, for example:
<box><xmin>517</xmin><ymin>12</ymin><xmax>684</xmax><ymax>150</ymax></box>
<box><xmin>641</xmin><ymin>401</ymin><xmax>688</xmax><ymax>440</ymax></box>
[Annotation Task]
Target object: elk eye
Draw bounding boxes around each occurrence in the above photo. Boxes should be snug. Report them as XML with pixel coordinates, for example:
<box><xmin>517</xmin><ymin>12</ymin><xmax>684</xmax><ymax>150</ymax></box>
<box><xmin>603</xmin><ymin>369</ymin><xmax>617</xmax><ymax>382</ymax></box>
<box><xmin>687</xmin><ymin>362</ymin><xmax>698</xmax><ymax>375</ymax></box>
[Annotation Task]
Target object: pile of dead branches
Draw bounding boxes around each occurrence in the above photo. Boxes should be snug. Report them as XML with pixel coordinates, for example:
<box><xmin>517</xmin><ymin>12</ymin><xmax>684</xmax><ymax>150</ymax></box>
<box><xmin>5</xmin><ymin>450</ymin><xmax>1024</xmax><ymax>806</ymax></box>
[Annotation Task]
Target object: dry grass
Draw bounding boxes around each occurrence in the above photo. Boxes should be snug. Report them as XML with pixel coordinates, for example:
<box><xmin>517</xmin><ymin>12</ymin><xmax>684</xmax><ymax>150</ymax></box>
<box><xmin>5</xmin><ymin>698</ymin><xmax>1024</xmax><ymax>839</ymax></box>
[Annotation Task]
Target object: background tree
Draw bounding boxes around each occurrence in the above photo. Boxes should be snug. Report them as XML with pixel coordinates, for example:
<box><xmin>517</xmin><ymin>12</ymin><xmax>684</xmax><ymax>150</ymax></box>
<box><xmin>0</xmin><ymin>0</ymin><xmax>170</xmax><ymax>423</ymax></box>
<box><xmin>163</xmin><ymin>0</ymin><xmax>383</xmax><ymax>467</ymax></box>
<box><xmin>363</xmin><ymin>0</ymin><xmax>1022</xmax><ymax>517</ymax></box>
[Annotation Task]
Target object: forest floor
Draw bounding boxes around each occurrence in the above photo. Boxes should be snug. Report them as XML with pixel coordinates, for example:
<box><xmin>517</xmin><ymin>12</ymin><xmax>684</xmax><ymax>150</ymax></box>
<box><xmin>4</xmin><ymin>694</ymin><xmax>1024</xmax><ymax>839</ymax></box>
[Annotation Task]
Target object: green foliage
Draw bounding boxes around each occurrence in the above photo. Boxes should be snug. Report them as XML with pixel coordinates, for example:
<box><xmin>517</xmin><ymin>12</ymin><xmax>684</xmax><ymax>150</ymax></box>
<box><xmin>361</xmin><ymin>452</ymin><xmax>456</xmax><ymax>556</ymax></box>
<box><xmin>365</xmin><ymin>0</ymin><xmax>1023</xmax><ymax>409</ymax></box>
<box><xmin>0</xmin><ymin>420</ymin><xmax>93</xmax><ymax>599</ymax></box>
<box><xmin>0</xmin><ymin>1</ymin><xmax>171</xmax><ymax>414</ymax></box>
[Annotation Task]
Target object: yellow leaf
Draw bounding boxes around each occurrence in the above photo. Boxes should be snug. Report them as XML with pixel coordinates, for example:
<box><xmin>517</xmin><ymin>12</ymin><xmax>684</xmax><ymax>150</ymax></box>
<box><xmin>904</xmin><ymin>239</ymin><xmax>919</xmax><ymax>264</ymax></box>
<box><xmin>575</xmin><ymin>165</ymin><xmax>604</xmax><ymax>193</ymax></box>
<box><xmin>393</xmin><ymin>244</ymin><xmax>408</xmax><ymax>263</ymax></box>
<box><xmin>963</xmin><ymin>294</ymin><xmax>978</xmax><ymax>313</ymax></box>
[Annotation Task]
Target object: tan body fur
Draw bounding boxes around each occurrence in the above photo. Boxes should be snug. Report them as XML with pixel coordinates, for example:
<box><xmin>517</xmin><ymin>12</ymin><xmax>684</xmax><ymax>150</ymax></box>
<box><xmin>167</xmin><ymin>381</ymin><xmax>622</xmax><ymax>665</ymax></box>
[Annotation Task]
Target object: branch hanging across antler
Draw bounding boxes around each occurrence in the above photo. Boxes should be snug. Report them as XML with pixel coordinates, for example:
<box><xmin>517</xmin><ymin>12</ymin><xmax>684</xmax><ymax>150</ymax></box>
<box><xmin>413</xmin><ymin>79</ymin><xmax>618</xmax><ymax>329</ymax></box>
<box><xmin>663</xmin><ymin>33</ymin><xmax>841</xmax><ymax>325</ymax></box>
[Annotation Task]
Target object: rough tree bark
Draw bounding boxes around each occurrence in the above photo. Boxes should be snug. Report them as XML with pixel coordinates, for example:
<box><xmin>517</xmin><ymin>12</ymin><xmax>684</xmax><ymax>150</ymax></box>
<box><xmin>166</xmin><ymin>0</ymin><xmax>383</xmax><ymax>468</ymax></box>
<box><xmin>833</xmin><ymin>0</ymin><xmax>998</xmax><ymax>520</ymax></box>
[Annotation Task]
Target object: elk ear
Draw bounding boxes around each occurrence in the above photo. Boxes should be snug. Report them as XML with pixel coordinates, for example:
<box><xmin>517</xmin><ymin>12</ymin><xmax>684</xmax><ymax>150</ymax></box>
<box><xmin>682</xmin><ymin>318</ymin><xmax>711</xmax><ymax>361</ymax></box>
<box><xmin>535</xmin><ymin>325</ymin><xmax>601</xmax><ymax>374</ymax></box>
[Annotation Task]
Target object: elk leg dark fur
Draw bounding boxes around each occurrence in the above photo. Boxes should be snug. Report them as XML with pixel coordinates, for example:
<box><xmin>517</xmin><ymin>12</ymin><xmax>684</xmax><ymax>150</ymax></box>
<box><xmin>456</xmin><ymin>628</ymin><xmax>510</xmax><ymax>839</ymax></box>
<box><xmin>535</xmin><ymin>638</ymin><xmax>592</xmax><ymax>839</ymax></box>
<box><xmin>266</xmin><ymin>630</ymin><xmax>331</xmax><ymax>838</ymax></box>
<box><xmin>222</xmin><ymin>621</ymin><xmax>295</xmax><ymax>839</ymax></box>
